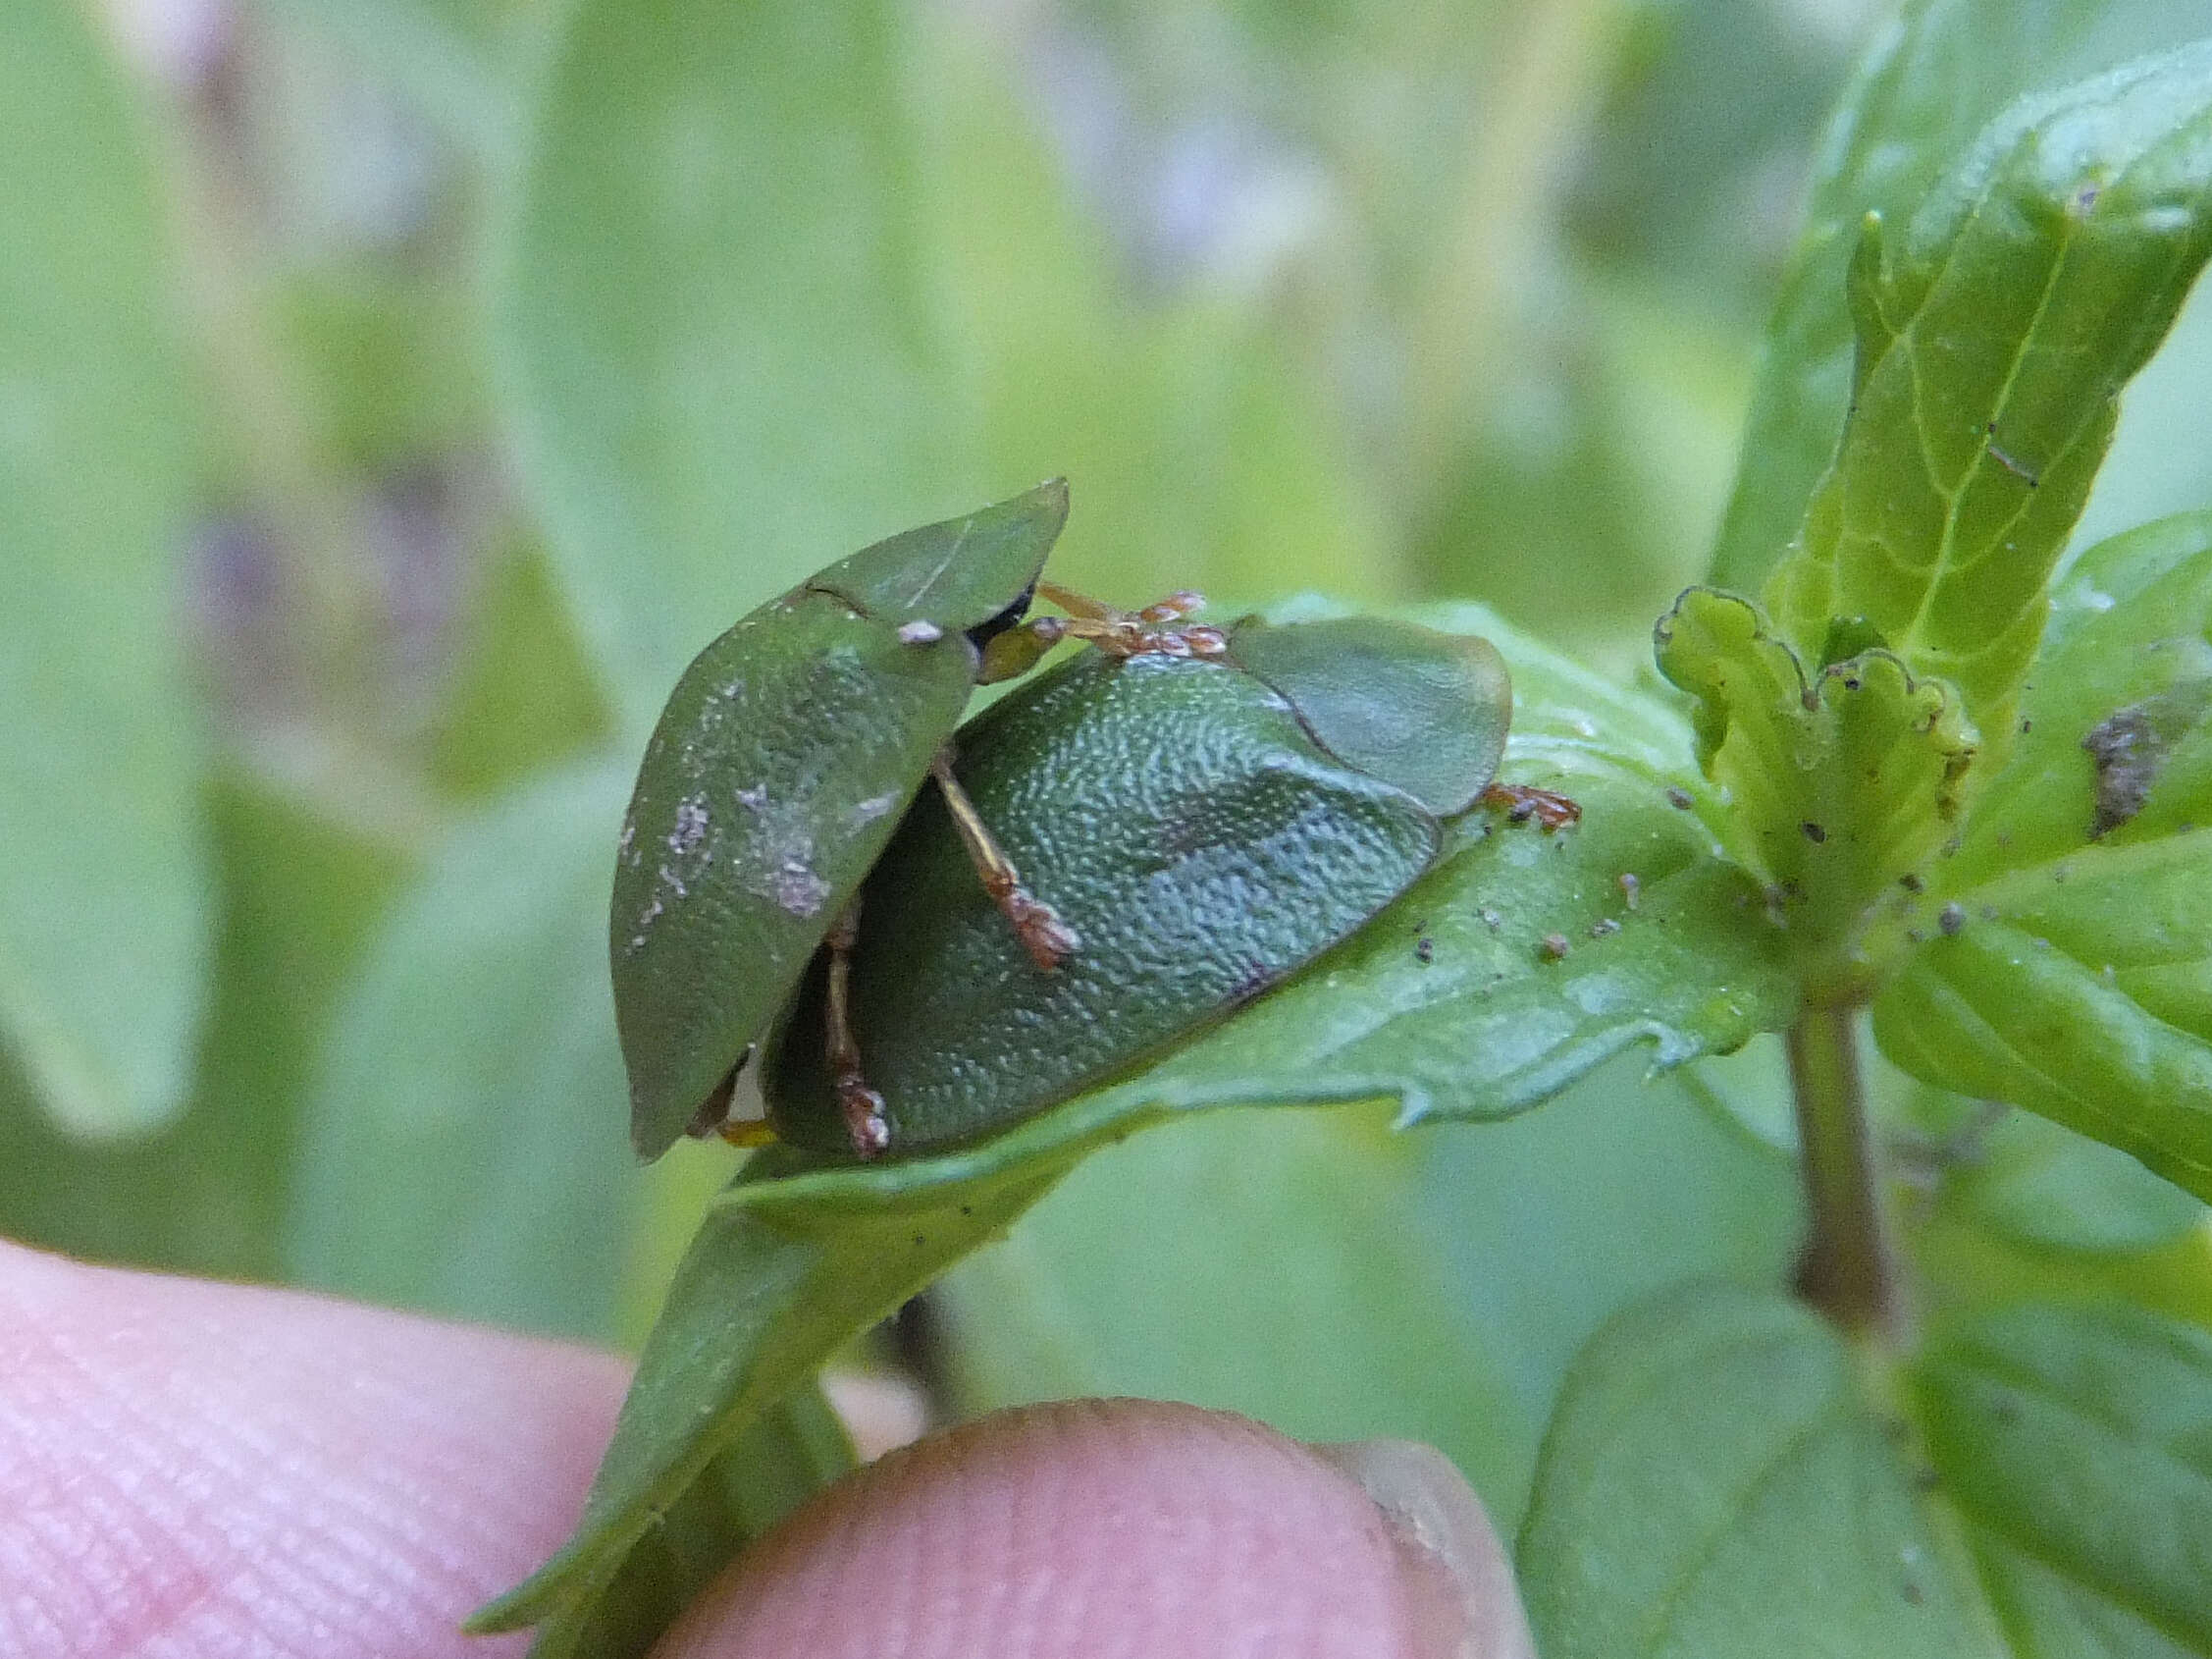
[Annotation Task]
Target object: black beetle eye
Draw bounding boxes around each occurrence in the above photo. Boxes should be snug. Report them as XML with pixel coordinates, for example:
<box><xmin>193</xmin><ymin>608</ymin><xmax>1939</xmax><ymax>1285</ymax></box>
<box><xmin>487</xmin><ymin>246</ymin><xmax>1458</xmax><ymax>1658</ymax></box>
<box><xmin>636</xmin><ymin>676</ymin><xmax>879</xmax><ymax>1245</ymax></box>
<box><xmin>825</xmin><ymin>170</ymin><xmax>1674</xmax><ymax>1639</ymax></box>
<box><xmin>682</xmin><ymin>1050</ymin><xmax>750</xmax><ymax>1139</ymax></box>
<box><xmin>966</xmin><ymin>581</ymin><xmax>1037</xmax><ymax>649</ymax></box>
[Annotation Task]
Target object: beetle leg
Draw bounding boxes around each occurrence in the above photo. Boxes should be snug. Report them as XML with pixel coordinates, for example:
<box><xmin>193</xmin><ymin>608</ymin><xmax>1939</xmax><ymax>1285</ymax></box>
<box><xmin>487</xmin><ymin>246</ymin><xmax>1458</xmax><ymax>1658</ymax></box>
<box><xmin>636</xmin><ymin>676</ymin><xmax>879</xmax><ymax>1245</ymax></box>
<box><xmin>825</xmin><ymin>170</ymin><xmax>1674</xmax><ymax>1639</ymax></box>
<box><xmin>975</xmin><ymin>623</ymin><xmax>1059</xmax><ymax>684</ymax></box>
<box><xmin>1032</xmin><ymin>581</ymin><xmax>1123</xmax><ymax>621</ymax></box>
<box><xmin>824</xmin><ymin>903</ymin><xmax>891</xmax><ymax>1158</ymax></box>
<box><xmin>976</xmin><ymin>584</ymin><xmax>1230</xmax><ymax>678</ymax></box>
<box><xmin>930</xmin><ymin>751</ymin><xmax>1080</xmax><ymax>970</ymax></box>
<box><xmin>1481</xmin><ymin>782</ymin><xmax>1583</xmax><ymax>831</ymax></box>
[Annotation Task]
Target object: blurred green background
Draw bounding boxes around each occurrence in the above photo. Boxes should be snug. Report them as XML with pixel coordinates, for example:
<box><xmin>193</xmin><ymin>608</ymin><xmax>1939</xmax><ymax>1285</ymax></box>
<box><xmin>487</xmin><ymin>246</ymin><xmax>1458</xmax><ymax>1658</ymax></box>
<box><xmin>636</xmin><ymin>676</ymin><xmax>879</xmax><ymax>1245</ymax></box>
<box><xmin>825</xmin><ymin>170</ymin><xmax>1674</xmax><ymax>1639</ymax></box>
<box><xmin>7</xmin><ymin>0</ymin><xmax>2210</xmax><ymax>1532</ymax></box>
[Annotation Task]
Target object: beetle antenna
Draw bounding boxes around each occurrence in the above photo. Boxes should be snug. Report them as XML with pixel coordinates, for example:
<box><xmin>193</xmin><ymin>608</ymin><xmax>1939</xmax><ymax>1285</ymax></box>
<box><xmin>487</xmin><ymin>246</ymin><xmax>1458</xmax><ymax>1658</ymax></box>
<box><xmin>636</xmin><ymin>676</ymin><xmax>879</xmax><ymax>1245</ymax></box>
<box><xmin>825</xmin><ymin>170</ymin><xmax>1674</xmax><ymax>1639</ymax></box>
<box><xmin>929</xmin><ymin>751</ymin><xmax>1080</xmax><ymax>970</ymax></box>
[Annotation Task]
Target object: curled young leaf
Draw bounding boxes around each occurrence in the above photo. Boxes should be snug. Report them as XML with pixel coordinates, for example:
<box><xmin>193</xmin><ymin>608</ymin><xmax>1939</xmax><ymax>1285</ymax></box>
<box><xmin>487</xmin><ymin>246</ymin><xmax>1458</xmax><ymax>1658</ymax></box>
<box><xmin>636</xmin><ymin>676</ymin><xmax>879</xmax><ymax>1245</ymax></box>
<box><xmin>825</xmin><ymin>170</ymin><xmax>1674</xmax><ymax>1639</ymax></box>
<box><xmin>1655</xmin><ymin>587</ymin><xmax>1976</xmax><ymax>991</ymax></box>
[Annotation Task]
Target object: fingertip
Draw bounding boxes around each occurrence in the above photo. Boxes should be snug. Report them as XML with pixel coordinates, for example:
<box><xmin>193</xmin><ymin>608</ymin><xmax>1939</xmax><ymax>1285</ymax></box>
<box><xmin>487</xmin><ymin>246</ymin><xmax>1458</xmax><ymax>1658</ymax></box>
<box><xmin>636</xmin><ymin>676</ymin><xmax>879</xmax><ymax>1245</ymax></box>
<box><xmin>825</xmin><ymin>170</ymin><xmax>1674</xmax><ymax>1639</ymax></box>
<box><xmin>656</xmin><ymin>1398</ymin><xmax>1526</xmax><ymax>1659</ymax></box>
<box><xmin>0</xmin><ymin>1238</ymin><xmax>628</xmax><ymax>1657</ymax></box>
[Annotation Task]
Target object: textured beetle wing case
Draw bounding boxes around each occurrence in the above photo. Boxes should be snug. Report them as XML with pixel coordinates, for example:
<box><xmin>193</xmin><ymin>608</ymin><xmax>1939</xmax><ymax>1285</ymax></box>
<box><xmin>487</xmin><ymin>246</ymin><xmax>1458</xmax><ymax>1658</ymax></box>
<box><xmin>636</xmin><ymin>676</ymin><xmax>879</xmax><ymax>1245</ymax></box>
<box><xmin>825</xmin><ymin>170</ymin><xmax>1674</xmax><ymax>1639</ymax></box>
<box><xmin>763</xmin><ymin>647</ymin><xmax>1445</xmax><ymax>1153</ymax></box>
<box><xmin>612</xmin><ymin>590</ymin><xmax>974</xmax><ymax>1158</ymax></box>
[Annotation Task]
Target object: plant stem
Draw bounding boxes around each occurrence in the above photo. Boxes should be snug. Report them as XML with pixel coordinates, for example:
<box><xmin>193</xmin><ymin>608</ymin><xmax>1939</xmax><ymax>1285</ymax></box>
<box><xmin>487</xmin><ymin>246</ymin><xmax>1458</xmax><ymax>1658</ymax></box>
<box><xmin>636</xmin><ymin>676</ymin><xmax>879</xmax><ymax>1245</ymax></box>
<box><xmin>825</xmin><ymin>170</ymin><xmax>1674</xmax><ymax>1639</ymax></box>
<box><xmin>1785</xmin><ymin>1005</ymin><xmax>1898</xmax><ymax>1336</ymax></box>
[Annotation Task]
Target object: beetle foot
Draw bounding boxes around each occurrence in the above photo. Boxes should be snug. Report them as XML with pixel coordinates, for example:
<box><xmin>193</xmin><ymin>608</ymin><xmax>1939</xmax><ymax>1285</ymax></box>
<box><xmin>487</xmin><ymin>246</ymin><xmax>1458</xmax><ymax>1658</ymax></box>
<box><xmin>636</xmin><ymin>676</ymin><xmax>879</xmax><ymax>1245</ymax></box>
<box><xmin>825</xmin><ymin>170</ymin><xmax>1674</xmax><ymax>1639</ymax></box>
<box><xmin>1030</xmin><ymin>582</ymin><xmax>1232</xmax><ymax>663</ymax></box>
<box><xmin>1482</xmin><ymin>782</ymin><xmax>1582</xmax><ymax>831</ymax></box>
<box><xmin>837</xmin><ymin>1075</ymin><xmax>891</xmax><ymax>1159</ymax></box>
<box><xmin>1006</xmin><ymin>890</ymin><xmax>1080</xmax><ymax>971</ymax></box>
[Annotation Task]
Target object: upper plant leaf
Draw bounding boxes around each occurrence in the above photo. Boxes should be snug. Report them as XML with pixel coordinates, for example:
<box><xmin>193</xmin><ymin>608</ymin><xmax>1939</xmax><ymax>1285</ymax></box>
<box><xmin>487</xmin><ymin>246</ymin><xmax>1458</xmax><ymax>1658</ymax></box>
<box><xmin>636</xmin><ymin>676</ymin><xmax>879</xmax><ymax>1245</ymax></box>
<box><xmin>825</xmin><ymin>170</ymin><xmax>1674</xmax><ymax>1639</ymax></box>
<box><xmin>1655</xmin><ymin>587</ymin><xmax>1976</xmax><ymax>989</ymax></box>
<box><xmin>495</xmin><ymin>0</ymin><xmax>977</xmax><ymax>730</ymax></box>
<box><xmin>1948</xmin><ymin>510</ymin><xmax>2212</xmax><ymax>888</ymax></box>
<box><xmin>0</xmin><ymin>0</ymin><xmax>210</xmax><ymax>1137</ymax></box>
<box><xmin>1762</xmin><ymin>40</ymin><xmax>2212</xmax><ymax>742</ymax></box>
<box><xmin>477</xmin><ymin>604</ymin><xmax>1797</xmax><ymax>1654</ymax></box>
<box><xmin>1873</xmin><ymin>830</ymin><xmax>2212</xmax><ymax>1199</ymax></box>
<box><xmin>1870</xmin><ymin>512</ymin><xmax>2212</xmax><ymax>1201</ymax></box>
<box><xmin>1521</xmin><ymin>1285</ymin><xmax>2212</xmax><ymax>1657</ymax></box>
<box><xmin>1713</xmin><ymin>0</ymin><xmax>2212</xmax><ymax>596</ymax></box>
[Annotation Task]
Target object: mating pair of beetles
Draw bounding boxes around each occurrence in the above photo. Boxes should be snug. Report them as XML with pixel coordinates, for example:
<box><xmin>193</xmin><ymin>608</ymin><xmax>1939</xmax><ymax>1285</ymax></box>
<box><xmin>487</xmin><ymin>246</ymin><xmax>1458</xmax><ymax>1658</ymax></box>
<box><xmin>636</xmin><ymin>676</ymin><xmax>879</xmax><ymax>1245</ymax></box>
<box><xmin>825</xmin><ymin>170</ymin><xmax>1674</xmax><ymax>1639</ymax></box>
<box><xmin>613</xmin><ymin>480</ymin><xmax>1576</xmax><ymax>1163</ymax></box>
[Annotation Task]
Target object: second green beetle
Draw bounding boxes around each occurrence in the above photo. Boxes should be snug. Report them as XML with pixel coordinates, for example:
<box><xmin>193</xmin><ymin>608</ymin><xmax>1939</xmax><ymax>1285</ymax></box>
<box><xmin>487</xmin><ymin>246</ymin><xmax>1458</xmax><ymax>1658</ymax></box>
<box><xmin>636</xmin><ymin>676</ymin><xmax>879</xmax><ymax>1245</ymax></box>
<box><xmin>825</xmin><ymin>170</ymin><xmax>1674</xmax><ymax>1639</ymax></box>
<box><xmin>761</xmin><ymin>606</ymin><xmax>1576</xmax><ymax>1155</ymax></box>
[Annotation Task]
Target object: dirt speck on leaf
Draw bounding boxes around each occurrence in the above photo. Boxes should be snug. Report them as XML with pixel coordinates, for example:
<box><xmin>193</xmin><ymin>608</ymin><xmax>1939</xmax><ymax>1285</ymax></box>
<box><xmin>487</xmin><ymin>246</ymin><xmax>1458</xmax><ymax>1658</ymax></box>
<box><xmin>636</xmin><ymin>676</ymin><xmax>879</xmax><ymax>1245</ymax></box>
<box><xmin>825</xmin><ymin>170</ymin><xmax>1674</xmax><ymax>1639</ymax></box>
<box><xmin>2083</xmin><ymin>678</ymin><xmax>2212</xmax><ymax>837</ymax></box>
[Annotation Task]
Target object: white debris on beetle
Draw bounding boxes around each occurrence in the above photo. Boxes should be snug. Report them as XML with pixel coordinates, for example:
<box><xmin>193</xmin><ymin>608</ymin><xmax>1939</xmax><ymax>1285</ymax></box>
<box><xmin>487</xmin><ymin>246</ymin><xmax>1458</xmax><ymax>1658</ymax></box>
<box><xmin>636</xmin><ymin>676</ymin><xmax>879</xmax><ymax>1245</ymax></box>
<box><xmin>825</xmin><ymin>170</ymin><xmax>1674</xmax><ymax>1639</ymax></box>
<box><xmin>849</xmin><ymin>791</ymin><xmax>901</xmax><ymax>826</ymax></box>
<box><xmin>626</xmin><ymin>894</ymin><xmax>664</xmax><ymax>953</ymax></box>
<box><xmin>896</xmin><ymin>619</ymin><xmax>944</xmax><ymax>645</ymax></box>
<box><xmin>764</xmin><ymin>862</ymin><xmax>831</xmax><ymax>915</ymax></box>
<box><xmin>734</xmin><ymin>782</ymin><xmax>833</xmax><ymax>916</ymax></box>
<box><xmin>669</xmin><ymin>794</ymin><xmax>711</xmax><ymax>854</ymax></box>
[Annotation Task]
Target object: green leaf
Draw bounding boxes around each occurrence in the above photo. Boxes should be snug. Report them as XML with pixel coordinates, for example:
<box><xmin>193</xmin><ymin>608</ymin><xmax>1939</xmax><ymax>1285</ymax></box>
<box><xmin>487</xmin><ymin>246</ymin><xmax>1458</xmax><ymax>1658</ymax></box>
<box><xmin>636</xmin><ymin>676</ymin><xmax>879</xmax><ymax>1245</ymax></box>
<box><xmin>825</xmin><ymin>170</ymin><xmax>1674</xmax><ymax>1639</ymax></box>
<box><xmin>1518</xmin><ymin>1283</ymin><xmax>1988</xmax><ymax>1657</ymax></box>
<box><xmin>1522</xmin><ymin>1289</ymin><xmax>2212</xmax><ymax>1656</ymax></box>
<box><xmin>1871</xmin><ymin>512</ymin><xmax>2212</xmax><ymax>1201</ymax></box>
<box><xmin>481</xmin><ymin>609</ymin><xmax>1797</xmax><ymax>1652</ymax></box>
<box><xmin>0</xmin><ymin>772</ymin><xmax>406</xmax><ymax>1277</ymax></box>
<box><xmin>1712</xmin><ymin>0</ymin><xmax>2211</xmax><ymax>594</ymax></box>
<box><xmin>254</xmin><ymin>0</ymin><xmax>539</xmax><ymax>166</ymax></box>
<box><xmin>286</xmin><ymin>763</ymin><xmax>645</xmax><ymax>1341</ymax></box>
<box><xmin>939</xmin><ymin>1052</ymin><xmax>1804</xmax><ymax>1532</ymax></box>
<box><xmin>936</xmin><ymin>1104</ymin><xmax>1537</xmax><ymax>1514</ymax></box>
<box><xmin>470</xmin><ymin>1149</ymin><xmax>1063</xmax><ymax>1656</ymax></box>
<box><xmin>1917</xmin><ymin>1303</ymin><xmax>2212</xmax><ymax>1651</ymax></box>
<box><xmin>496</xmin><ymin>0</ymin><xmax>976</xmax><ymax>728</ymax></box>
<box><xmin>427</xmin><ymin>536</ymin><xmax>614</xmax><ymax>801</ymax></box>
<box><xmin>1763</xmin><ymin>41</ymin><xmax>2212</xmax><ymax>739</ymax></box>
<box><xmin>2</xmin><ymin>0</ymin><xmax>210</xmax><ymax>1141</ymax></box>
<box><xmin>2077</xmin><ymin>264</ymin><xmax>2212</xmax><ymax>552</ymax></box>
<box><xmin>912</xmin><ymin>12</ymin><xmax>1396</xmax><ymax>608</ymax></box>
<box><xmin>1655</xmin><ymin>586</ymin><xmax>1975</xmax><ymax>985</ymax></box>
<box><xmin>1953</xmin><ymin>1109</ymin><xmax>2204</xmax><ymax>1258</ymax></box>
<box><xmin>1873</xmin><ymin>830</ymin><xmax>2212</xmax><ymax>1201</ymax></box>
<box><xmin>0</xmin><ymin>0</ymin><xmax>211</xmax><ymax>1137</ymax></box>
<box><xmin>1949</xmin><ymin>510</ymin><xmax>2212</xmax><ymax>889</ymax></box>
<box><xmin>507</xmin><ymin>1382</ymin><xmax>855</xmax><ymax>1659</ymax></box>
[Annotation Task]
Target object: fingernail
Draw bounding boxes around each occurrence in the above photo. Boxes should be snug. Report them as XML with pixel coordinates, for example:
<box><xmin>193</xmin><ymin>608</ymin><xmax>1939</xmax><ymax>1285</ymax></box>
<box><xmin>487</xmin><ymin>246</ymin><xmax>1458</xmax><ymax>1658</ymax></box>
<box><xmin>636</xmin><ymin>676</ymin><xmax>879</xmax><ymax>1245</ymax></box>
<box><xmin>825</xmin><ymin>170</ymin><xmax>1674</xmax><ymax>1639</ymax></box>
<box><xmin>1308</xmin><ymin>1438</ymin><xmax>1538</xmax><ymax>1659</ymax></box>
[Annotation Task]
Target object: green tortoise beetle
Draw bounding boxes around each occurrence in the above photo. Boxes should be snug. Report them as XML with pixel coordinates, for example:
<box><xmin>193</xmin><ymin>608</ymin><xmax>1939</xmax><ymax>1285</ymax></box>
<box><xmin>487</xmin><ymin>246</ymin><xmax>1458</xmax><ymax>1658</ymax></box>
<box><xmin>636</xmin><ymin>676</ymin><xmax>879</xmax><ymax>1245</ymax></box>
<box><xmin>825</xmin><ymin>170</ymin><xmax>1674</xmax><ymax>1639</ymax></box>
<box><xmin>757</xmin><ymin>610</ymin><xmax>1580</xmax><ymax>1158</ymax></box>
<box><xmin>611</xmin><ymin>479</ymin><xmax>1247</xmax><ymax>1160</ymax></box>
<box><xmin>612</xmin><ymin>480</ymin><xmax>1576</xmax><ymax>1164</ymax></box>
